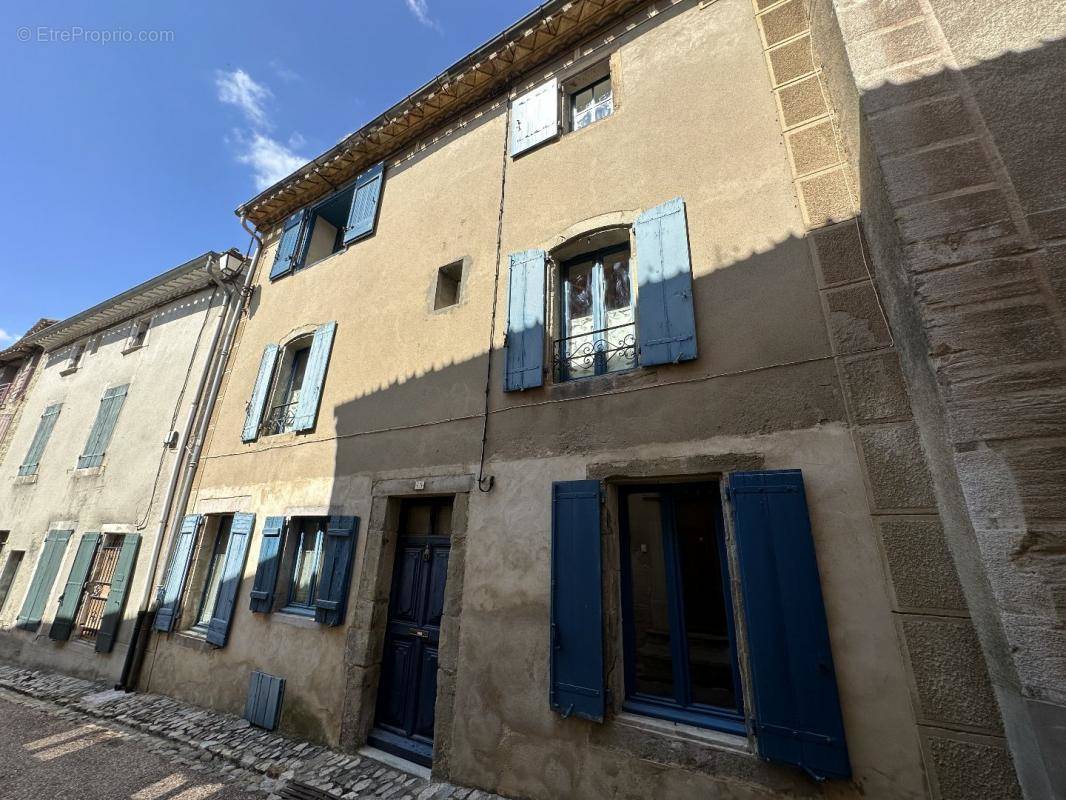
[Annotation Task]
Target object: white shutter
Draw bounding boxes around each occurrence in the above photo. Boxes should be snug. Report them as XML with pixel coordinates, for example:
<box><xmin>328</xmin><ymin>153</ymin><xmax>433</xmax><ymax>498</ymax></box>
<box><xmin>510</xmin><ymin>78</ymin><xmax>559</xmax><ymax>156</ymax></box>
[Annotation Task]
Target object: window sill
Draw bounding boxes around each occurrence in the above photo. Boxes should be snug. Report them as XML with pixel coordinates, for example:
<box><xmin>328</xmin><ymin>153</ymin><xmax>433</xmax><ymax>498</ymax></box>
<box><xmin>13</xmin><ymin>473</ymin><xmax>38</xmax><ymax>485</ymax></box>
<box><xmin>613</xmin><ymin>711</ymin><xmax>752</xmax><ymax>756</ymax></box>
<box><xmin>121</xmin><ymin>344</ymin><xmax>145</xmax><ymax>356</ymax></box>
<box><xmin>171</xmin><ymin>630</ymin><xmax>215</xmax><ymax>653</ymax></box>
<box><xmin>59</xmin><ymin>366</ymin><xmax>80</xmax><ymax>377</ymax></box>
<box><xmin>273</xmin><ymin>609</ymin><xmax>320</xmax><ymax>629</ymax></box>
<box><xmin>71</xmin><ymin>465</ymin><xmax>105</xmax><ymax>479</ymax></box>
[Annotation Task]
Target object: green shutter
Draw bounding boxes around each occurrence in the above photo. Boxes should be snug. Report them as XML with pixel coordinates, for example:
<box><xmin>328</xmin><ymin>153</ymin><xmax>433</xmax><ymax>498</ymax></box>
<box><xmin>16</xmin><ymin>530</ymin><xmax>72</xmax><ymax>631</ymax></box>
<box><xmin>78</xmin><ymin>385</ymin><xmax>129</xmax><ymax>469</ymax></box>
<box><xmin>292</xmin><ymin>322</ymin><xmax>336</xmax><ymax>432</ymax></box>
<box><xmin>49</xmin><ymin>533</ymin><xmax>101</xmax><ymax>641</ymax></box>
<box><xmin>95</xmin><ymin>534</ymin><xmax>141</xmax><ymax>653</ymax></box>
<box><xmin>242</xmin><ymin>345</ymin><xmax>280</xmax><ymax>442</ymax></box>
<box><xmin>18</xmin><ymin>404</ymin><xmax>62</xmax><ymax>477</ymax></box>
<box><xmin>153</xmin><ymin>515</ymin><xmax>201</xmax><ymax>632</ymax></box>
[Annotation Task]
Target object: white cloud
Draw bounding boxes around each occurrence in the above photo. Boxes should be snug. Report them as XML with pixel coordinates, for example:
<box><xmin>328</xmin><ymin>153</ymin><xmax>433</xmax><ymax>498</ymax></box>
<box><xmin>269</xmin><ymin>59</ymin><xmax>301</xmax><ymax>83</ymax></box>
<box><xmin>405</xmin><ymin>0</ymin><xmax>440</xmax><ymax>29</ymax></box>
<box><xmin>0</xmin><ymin>328</ymin><xmax>14</xmax><ymax>346</ymax></box>
<box><xmin>215</xmin><ymin>68</ymin><xmax>272</xmax><ymax>128</ymax></box>
<box><xmin>234</xmin><ymin>131</ymin><xmax>307</xmax><ymax>190</ymax></box>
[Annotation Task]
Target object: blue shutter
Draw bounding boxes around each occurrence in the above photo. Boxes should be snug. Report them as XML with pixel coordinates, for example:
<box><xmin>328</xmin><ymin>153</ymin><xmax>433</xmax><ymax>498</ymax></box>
<box><xmin>314</xmin><ymin>515</ymin><xmax>360</xmax><ymax>626</ymax></box>
<box><xmin>249</xmin><ymin>517</ymin><xmax>285</xmax><ymax>613</ymax></box>
<box><xmin>550</xmin><ymin>480</ymin><xmax>605</xmax><ymax>722</ymax></box>
<box><xmin>242</xmin><ymin>344</ymin><xmax>280</xmax><ymax>443</ymax></box>
<box><xmin>292</xmin><ymin>322</ymin><xmax>336</xmax><ymax>432</ymax></box>
<box><xmin>49</xmin><ymin>533</ymin><xmax>101</xmax><ymax>641</ymax></box>
<box><xmin>634</xmin><ymin>197</ymin><xmax>698</xmax><ymax>366</ymax></box>
<box><xmin>16</xmin><ymin>530</ymin><xmax>72</xmax><ymax>631</ymax></box>
<box><xmin>153</xmin><ymin>514</ymin><xmax>201</xmax><ymax>632</ymax></box>
<box><xmin>343</xmin><ymin>162</ymin><xmax>385</xmax><ymax>245</ymax></box>
<box><xmin>270</xmin><ymin>210</ymin><xmax>308</xmax><ymax>280</ymax></box>
<box><xmin>504</xmin><ymin>249</ymin><xmax>546</xmax><ymax>391</ymax></box>
<box><xmin>77</xmin><ymin>385</ymin><xmax>128</xmax><ymax>469</ymax></box>
<box><xmin>245</xmin><ymin>670</ymin><xmax>286</xmax><ymax>731</ymax></box>
<box><xmin>206</xmin><ymin>513</ymin><xmax>255</xmax><ymax>647</ymax></box>
<box><xmin>95</xmin><ymin>533</ymin><xmax>141</xmax><ymax>653</ymax></box>
<box><xmin>511</xmin><ymin>78</ymin><xmax>560</xmax><ymax>156</ymax></box>
<box><xmin>729</xmin><ymin>470</ymin><xmax>851</xmax><ymax>780</ymax></box>
<box><xmin>18</xmin><ymin>403</ymin><xmax>62</xmax><ymax>476</ymax></box>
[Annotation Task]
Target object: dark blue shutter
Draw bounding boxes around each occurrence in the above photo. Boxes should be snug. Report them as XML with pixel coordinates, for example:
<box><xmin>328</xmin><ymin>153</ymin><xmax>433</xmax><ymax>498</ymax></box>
<box><xmin>343</xmin><ymin>162</ymin><xmax>385</xmax><ymax>245</ymax></box>
<box><xmin>729</xmin><ymin>470</ymin><xmax>851</xmax><ymax>780</ymax></box>
<box><xmin>16</xmin><ymin>530</ymin><xmax>72</xmax><ymax>631</ymax></box>
<box><xmin>242</xmin><ymin>344</ymin><xmax>280</xmax><ymax>443</ymax></box>
<box><xmin>49</xmin><ymin>533</ymin><xmax>101</xmax><ymax>641</ymax></box>
<box><xmin>19</xmin><ymin>403</ymin><xmax>62</xmax><ymax>476</ymax></box>
<box><xmin>95</xmin><ymin>534</ymin><xmax>140</xmax><ymax>653</ymax></box>
<box><xmin>504</xmin><ymin>249</ymin><xmax>546</xmax><ymax>391</ymax></box>
<box><xmin>550</xmin><ymin>480</ymin><xmax>604</xmax><ymax>722</ymax></box>
<box><xmin>292</xmin><ymin>322</ymin><xmax>336</xmax><ymax>432</ymax></box>
<box><xmin>270</xmin><ymin>211</ymin><xmax>308</xmax><ymax>280</ymax></box>
<box><xmin>634</xmin><ymin>197</ymin><xmax>698</xmax><ymax>366</ymax></box>
<box><xmin>314</xmin><ymin>515</ymin><xmax>359</xmax><ymax>626</ymax></box>
<box><xmin>249</xmin><ymin>517</ymin><xmax>285</xmax><ymax>613</ymax></box>
<box><xmin>153</xmin><ymin>514</ymin><xmax>201</xmax><ymax>632</ymax></box>
<box><xmin>206</xmin><ymin>513</ymin><xmax>255</xmax><ymax>647</ymax></box>
<box><xmin>78</xmin><ymin>385</ymin><xmax>128</xmax><ymax>469</ymax></box>
<box><xmin>245</xmin><ymin>670</ymin><xmax>286</xmax><ymax>731</ymax></box>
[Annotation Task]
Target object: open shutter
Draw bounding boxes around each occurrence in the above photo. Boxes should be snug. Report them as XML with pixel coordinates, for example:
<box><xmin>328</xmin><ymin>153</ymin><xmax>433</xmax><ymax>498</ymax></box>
<box><xmin>270</xmin><ymin>210</ymin><xmax>308</xmax><ymax>280</ymax></box>
<box><xmin>550</xmin><ymin>480</ymin><xmax>605</xmax><ymax>722</ymax></box>
<box><xmin>510</xmin><ymin>78</ymin><xmax>559</xmax><ymax>156</ymax></box>
<box><xmin>729</xmin><ymin>470</ymin><xmax>851</xmax><ymax>780</ymax></box>
<box><xmin>78</xmin><ymin>385</ymin><xmax>129</xmax><ymax>469</ymax></box>
<box><xmin>504</xmin><ymin>249</ymin><xmax>546</xmax><ymax>391</ymax></box>
<box><xmin>314</xmin><ymin>515</ymin><xmax>360</xmax><ymax>626</ymax></box>
<box><xmin>18</xmin><ymin>403</ymin><xmax>62</xmax><ymax>477</ymax></box>
<box><xmin>634</xmin><ymin>197</ymin><xmax>698</xmax><ymax>366</ymax></box>
<box><xmin>95</xmin><ymin>533</ymin><xmax>141</xmax><ymax>653</ymax></box>
<box><xmin>343</xmin><ymin>161</ymin><xmax>385</xmax><ymax>245</ymax></box>
<box><xmin>292</xmin><ymin>322</ymin><xmax>337</xmax><ymax>432</ymax></box>
<box><xmin>16</xmin><ymin>530</ymin><xmax>72</xmax><ymax>631</ymax></box>
<box><xmin>49</xmin><ymin>533</ymin><xmax>101</xmax><ymax>641</ymax></box>
<box><xmin>249</xmin><ymin>517</ymin><xmax>285</xmax><ymax>613</ymax></box>
<box><xmin>242</xmin><ymin>344</ymin><xmax>280</xmax><ymax>442</ymax></box>
<box><xmin>206</xmin><ymin>513</ymin><xmax>254</xmax><ymax>647</ymax></box>
<box><xmin>153</xmin><ymin>515</ymin><xmax>201</xmax><ymax>632</ymax></box>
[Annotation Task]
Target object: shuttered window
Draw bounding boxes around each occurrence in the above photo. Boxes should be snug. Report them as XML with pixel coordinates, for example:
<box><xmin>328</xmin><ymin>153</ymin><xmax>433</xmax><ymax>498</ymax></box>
<box><xmin>18</xmin><ymin>403</ymin><xmax>62</xmax><ymax>476</ymax></box>
<box><xmin>78</xmin><ymin>385</ymin><xmax>129</xmax><ymax>469</ymax></box>
<box><xmin>49</xmin><ymin>533</ymin><xmax>101</xmax><ymax>642</ymax></box>
<box><xmin>16</xmin><ymin>530</ymin><xmax>72</xmax><ymax>631</ymax></box>
<box><xmin>205</xmin><ymin>512</ymin><xmax>254</xmax><ymax>647</ymax></box>
<box><xmin>314</xmin><ymin>515</ymin><xmax>360</xmax><ymax>626</ymax></box>
<box><xmin>343</xmin><ymin>162</ymin><xmax>385</xmax><ymax>245</ymax></box>
<box><xmin>242</xmin><ymin>345</ymin><xmax>280</xmax><ymax>442</ymax></box>
<box><xmin>504</xmin><ymin>249</ymin><xmax>546</xmax><ymax>391</ymax></box>
<box><xmin>249</xmin><ymin>516</ymin><xmax>285</xmax><ymax>613</ymax></box>
<box><xmin>511</xmin><ymin>78</ymin><xmax>560</xmax><ymax>156</ymax></box>
<box><xmin>94</xmin><ymin>534</ymin><xmax>140</xmax><ymax>653</ymax></box>
<box><xmin>292</xmin><ymin>322</ymin><xmax>336</xmax><ymax>432</ymax></box>
<box><xmin>270</xmin><ymin>210</ymin><xmax>309</xmax><ymax>281</ymax></box>
<box><xmin>153</xmin><ymin>514</ymin><xmax>201</xmax><ymax>632</ymax></box>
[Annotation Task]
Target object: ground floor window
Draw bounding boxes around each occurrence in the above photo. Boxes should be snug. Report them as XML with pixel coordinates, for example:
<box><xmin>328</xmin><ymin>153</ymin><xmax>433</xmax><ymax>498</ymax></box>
<box><xmin>74</xmin><ymin>534</ymin><xmax>123</xmax><ymax>643</ymax></box>
<box><xmin>619</xmin><ymin>482</ymin><xmax>744</xmax><ymax>733</ymax></box>
<box><xmin>0</xmin><ymin>549</ymin><xmax>23</xmax><ymax>613</ymax></box>
<box><xmin>284</xmin><ymin>518</ymin><xmax>326</xmax><ymax>613</ymax></box>
<box><xmin>195</xmin><ymin>515</ymin><xmax>234</xmax><ymax>630</ymax></box>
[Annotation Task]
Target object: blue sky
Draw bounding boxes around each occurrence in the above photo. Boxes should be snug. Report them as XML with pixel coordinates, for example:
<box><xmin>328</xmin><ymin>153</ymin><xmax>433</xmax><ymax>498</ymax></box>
<box><xmin>0</xmin><ymin>0</ymin><xmax>533</xmax><ymax>345</ymax></box>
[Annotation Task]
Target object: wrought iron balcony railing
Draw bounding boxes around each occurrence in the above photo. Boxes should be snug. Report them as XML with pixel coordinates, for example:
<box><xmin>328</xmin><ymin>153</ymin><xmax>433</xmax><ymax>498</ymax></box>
<box><xmin>553</xmin><ymin>322</ymin><xmax>637</xmax><ymax>382</ymax></box>
<box><xmin>261</xmin><ymin>401</ymin><xmax>297</xmax><ymax>437</ymax></box>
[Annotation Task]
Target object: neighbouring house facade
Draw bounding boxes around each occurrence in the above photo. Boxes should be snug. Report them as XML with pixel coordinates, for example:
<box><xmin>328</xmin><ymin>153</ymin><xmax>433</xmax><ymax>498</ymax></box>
<box><xmin>0</xmin><ymin>251</ymin><xmax>246</xmax><ymax>685</ymax></box>
<box><xmin>0</xmin><ymin>319</ymin><xmax>55</xmax><ymax>468</ymax></box>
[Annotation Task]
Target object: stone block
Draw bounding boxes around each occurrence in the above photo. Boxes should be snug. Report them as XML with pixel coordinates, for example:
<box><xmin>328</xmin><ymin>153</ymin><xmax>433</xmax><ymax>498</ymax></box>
<box><xmin>858</xmin><ymin>421</ymin><xmax>936</xmax><ymax>509</ymax></box>
<box><xmin>851</xmin><ymin>19</ymin><xmax>939</xmax><ymax>77</ymax></box>
<box><xmin>1002</xmin><ymin>611</ymin><xmax>1066</xmax><ymax>705</ymax></box>
<box><xmin>785</xmin><ymin>119</ymin><xmax>840</xmax><ymax>177</ymax></box>
<box><xmin>1029</xmin><ymin>206</ymin><xmax>1066</xmax><ymax>242</ymax></box>
<box><xmin>976</xmin><ymin>528</ymin><xmax>1061</xmax><ymax>621</ymax></box>
<box><xmin>757</xmin><ymin>0</ymin><xmax>808</xmax><ymax>48</ymax></box>
<box><xmin>903</xmin><ymin>219</ymin><xmax>1025</xmax><ymax>273</ymax></box>
<box><xmin>776</xmin><ymin>74</ymin><xmax>828</xmax><ymax>129</ymax></box>
<box><xmin>948</xmin><ymin>391</ymin><xmax>1066</xmax><ymax>444</ymax></box>
<box><xmin>881</xmin><ymin>140</ymin><xmax>993</xmax><ymax>206</ymax></box>
<box><xmin>797</xmin><ymin>167</ymin><xmax>855</xmax><ymax>227</ymax></box>
<box><xmin>810</xmin><ymin>221</ymin><xmax>869</xmax><ymax>287</ymax></box>
<box><xmin>767</xmin><ymin>35</ymin><xmax>814</xmax><ymax>86</ymax></box>
<box><xmin>878</xmin><ymin>515</ymin><xmax>967</xmax><ymax>612</ymax></box>
<box><xmin>868</xmin><ymin>93</ymin><xmax>972</xmax><ymax>157</ymax></box>
<box><xmin>902</xmin><ymin>616</ymin><xmax>1002</xmax><ymax>731</ymax></box>
<box><xmin>895</xmin><ymin>187</ymin><xmax>1012</xmax><ymax>245</ymax></box>
<box><xmin>859</xmin><ymin>58</ymin><xmax>956</xmax><ymax>113</ymax></box>
<box><xmin>824</xmin><ymin>282</ymin><xmax>891</xmax><ymax>354</ymax></box>
<box><xmin>754</xmin><ymin>0</ymin><xmax>781</xmax><ymax>10</ymax></box>
<box><xmin>925</xmin><ymin>732</ymin><xmax>1021</xmax><ymax>800</ymax></box>
<box><xmin>915</xmin><ymin>254</ymin><xmax>1042</xmax><ymax>310</ymax></box>
<box><xmin>838</xmin><ymin>0</ymin><xmax>923</xmax><ymax>41</ymax></box>
<box><xmin>841</xmin><ymin>351</ymin><xmax>911</xmax><ymax>422</ymax></box>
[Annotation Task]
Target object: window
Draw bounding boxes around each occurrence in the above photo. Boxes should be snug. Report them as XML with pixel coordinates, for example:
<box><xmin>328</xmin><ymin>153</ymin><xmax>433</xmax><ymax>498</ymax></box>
<box><xmin>18</xmin><ymin>403</ymin><xmax>61</xmax><ymax>477</ymax></box>
<box><xmin>571</xmin><ymin>74</ymin><xmax>612</xmax><ymax>131</ymax></box>
<box><xmin>194</xmin><ymin>515</ymin><xmax>234</xmax><ymax>631</ymax></box>
<box><xmin>284</xmin><ymin>518</ymin><xmax>326</xmax><ymax>613</ymax></box>
<box><xmin>72</xmin><ymin>534</ymin><xmax>123</xmax><ymax>643</ymax></box>
<box><xmin>557</xmin><ymin>244</ymin><xmax>636</xmax><ymax>381</ymax></box>
<box><xmin>125</xmin><ymin>318</ymin><xmax>150</xmax><ymax>351</ymax></box>
<box><xmin>63</xmin><ymin>342</ymin><xmax>85</xmax><ymax>373</ymax></box>
<box><xmin>262</xmin><ymin>341</ymin><xmax>311</xmax><ymax>437</ymax></box>
<box><xmin>0</xmin><ymin>550</ymin><xmax>24</xmax><ymax>613</ymax></box>
<box><xmin>434</xmin><ymin>262</ymin><xmax>463</xmax><ymax>310</ymax></box>
<box><xmin>619</xmin><ymin>483</ymin><xmax>743</xmax><ymax>732</ymax></box>
<box><xmin>77</xmin><ymin>385</ymin><xmax>128</xmax><ymax>469</ymax></box>
<box><xmin>301</xmin><ymin>185</ymin><xmax>354</xmax><ymax>268</ymax></box>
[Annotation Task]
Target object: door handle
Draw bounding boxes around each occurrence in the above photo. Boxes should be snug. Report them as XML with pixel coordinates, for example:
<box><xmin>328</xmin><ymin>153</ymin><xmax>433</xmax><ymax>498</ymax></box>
<box><xmin>409</xmin><ymin>628</ymin><xmax>428</xmax><ymax>638</ymax></box>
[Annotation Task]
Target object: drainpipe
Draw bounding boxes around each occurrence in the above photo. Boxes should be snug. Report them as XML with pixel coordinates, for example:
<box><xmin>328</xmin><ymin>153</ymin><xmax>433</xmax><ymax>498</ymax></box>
<box><xmin>119</xmin><ymin>234</ymin><xmax>262</xmax><ymax>690</ymax></box>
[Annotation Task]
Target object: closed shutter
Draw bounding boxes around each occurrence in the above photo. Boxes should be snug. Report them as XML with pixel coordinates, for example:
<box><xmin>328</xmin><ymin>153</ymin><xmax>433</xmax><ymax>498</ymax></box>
<box><xmin>270</xmin><ymin>210</ymin><xmax>309</xmax><ymax>280</ymax></box>
<box><xmin>244</xmin><ymin>670</ymin><xmax>286</xmax><ymax>731</ymax></box>
<box><xmin>249</xmin><ymin>517</ymin><xmax>285</xmax><ymax>613</ymax></box>
<box><xmin>729</xmin><ymin>470</ymin><xmax>851</xmax><ymax>780</ymax></box>
<box><xmin>95</xmin><ymin>533</ymin><xmax>141</xmax><ymax>653</ymax></box>
<box><xmin>18</xmin><ymin>403</ymin><xmax>62</xmax><ymax>477</ymax></box>
<box><xmin>153</xmin><ymin>515</ymin><xmax>201</xmax><ymax>632</ymax></box>
<box><xmin>242</xmin><ymin>344</ymin><xmax>280</xmax><ymax>442</ymax></box>
<box><xmin>343</xmin><ymin>161</ymin><xmax>385</xmax><ymax>245</ymax></box>
<box><xmin>292</xmin><ymin>322</ymin><xmax>337</xmax><ymax>432</ymax></box>
<box><xmin>16</xmin><ymin>530</ymin><xmax>72</xmax><ymax>631</ymax></box>
<box><xmin>504</xmin><ymin>249</ymin><xmax>546</xmax><ymax>391</ymax></box>
<box><xmin>634</xmin><ymin>197</ymin><xmax>698</xmax><ymax>366</ymax></box>
<box><xmin>550</xmin><ymin>480</ymin><xmax>605</xmax><ymax>722</ymax></box>
<box><xmin>49</xmin><ymin>533</ymin><xmax>101</xmax><ymax>641</ymax></box>
<box><xmin>78</xmin><ymin>385</ymin><xmax>129</xmax><ymax>469</ymax></box>
<box><xmin>206</xmin><ymin>513</ymin><xmax>255</xmax><ymax>647</ymax></box>
<box><xmin>510</xmin><ymin>78</ymin><xmax>560</xmax><ymax>156</ymax></box>
<box><xmin>314</xmin><ymin>515</ymin><xmax>360</xmax><ymax>626</ymax></box>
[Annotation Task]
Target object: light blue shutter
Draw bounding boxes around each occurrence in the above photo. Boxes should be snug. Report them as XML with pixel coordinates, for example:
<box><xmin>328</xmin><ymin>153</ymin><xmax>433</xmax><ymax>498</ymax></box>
<box><xmin>292</xmin><ymin>322</ymin><xmax>337</xmax><ymax>432</ymax></box>
<box><xmin>153</xmin><ymin>515</ymin><xmax>201</xmax><ymax>632</ymax></box>
<box><xmin>16</xmin><ymin>530</ymin><xmax>72</xmax><ymax>631</ymax></box>
<box><xmin>18</xmin><ymin>403</ymin><xmax>62</xmax><ymax>476</ymax></box>
<box><xmin>343</xmin><ymin>162</ymin><xmax>385</xmax><ymax>245</ymax></box>
<box><xmin>95</xmin><ymin>533</ymin><xmax>140</xmax><ymax>653</ymax></box>
<box><xmin>78</xmin><ymin>385</ymin><xmax>129</xmax><ymax>469</ymax></box>
<box><xmin>245</xmin><ymin>670</ymin><xmax>286</xmax><ymax>731</ymax></box>
<box><xmin>504</xmin><ymin>249</ymin><xmax>546</xmax><ymax>391</ymax></box>
<box><xmin>242</xmin><ymin>345</ymin><xmax>280</xmax><ymax>443</ymax></box>
<box><xmin>314</xmin><ymin>516</ymin><xmax>360</xmax><ymax>626</ymax></box>
<box><xmin>249</xmin><ymin>517</ymin><xmax>285</xmax><ymax>613</ymax></box>
<box><xmin>206</xmin><ymin>513</ymin><xmax>254</xmax><ymax>647</ymax></box>
<box><xmin>49</xmin><ymin>533</ymin><xmax>101</xmax><ymax>641</ymax></box>
<box><xmin>511</xmin><ymin>78</ymin><xmax>559</xmax><ymax>156</ymax></box>
<box><xmin>270</xmin><ymin>211</ymin><xmax>308</xmax><ymax>280</ymax></box>
<box><xmin>634</xmin><ymin>197</ymin><xmax>698</xmax><ymax>366</ymax></box>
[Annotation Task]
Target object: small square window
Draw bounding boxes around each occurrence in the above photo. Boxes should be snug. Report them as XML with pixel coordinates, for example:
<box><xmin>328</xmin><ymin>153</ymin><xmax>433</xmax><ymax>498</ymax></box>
<box><xmin>570</xmin><ymin>74</ymin><xmax>612</xmax><ymax>132</ymax></box>
<box><xmin>434</xmin><ymin>262</ymin><xmax>463</xmax><ymax>310</ymax></box>
<box><xmin>126</xmin><ymin>318</ymin><xmax>149</xmax><ymax>351</ymax></box>
<box><xmin>63</xmin><ymin>342</ymin><xmax>86</xmax><ymax>373</ymax></box>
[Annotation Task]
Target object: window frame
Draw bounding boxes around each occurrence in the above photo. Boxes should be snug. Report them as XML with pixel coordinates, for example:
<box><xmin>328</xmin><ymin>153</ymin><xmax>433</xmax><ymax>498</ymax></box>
<box><xmin>617</xmin><ymin>481</ymin><xmax>746</xmax><ymax>736</ymax></box>
<box><xmin>124</xmin><ymin>317</ymin><xmax>150</xmax><ymax>352</ymax></box>
<box><xmin>569</xmin><ymin>74</ymin><xmax>613</xmax><ymax>132</ymax></box>
<box><xmin>62</xmin><ymin>342</ymin><xmax>86</xmax><ymax>375</ymax></box>
<box><xmin>192</xmin><ymin>515</ymin><xmax>235</xmax><ymax>634</ymax></box>
<box><xmin>281</xmin><ymin>517</ymin><xmax>327</xmax><ymax>616</ymax></box>
<box><xmin>297</xmin><ymin>184</ymin><xmax>356</xmax><ymax>272</ymax></box>
<box><xmin>261</xmin><ymin>338</ymin><xmax>313</xmax><ymax>438</ymax></box>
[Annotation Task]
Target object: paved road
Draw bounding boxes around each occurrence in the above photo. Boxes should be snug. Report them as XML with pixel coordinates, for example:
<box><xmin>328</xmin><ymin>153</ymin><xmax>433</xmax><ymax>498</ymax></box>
<box><xmin>0</xmin><ymin>694</ymin><xmax>261</xmax><ymax>800</ymax></box>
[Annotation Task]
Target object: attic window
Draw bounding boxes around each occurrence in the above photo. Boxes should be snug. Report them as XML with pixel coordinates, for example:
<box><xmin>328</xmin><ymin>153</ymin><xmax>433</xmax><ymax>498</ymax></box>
<box><xmin>63</xmin><ymin>342</ymin><xmax>86</xmax><ymax>374</ymax></box>
<box><xmin>434</xmin><ymin>262</ymin><xmax>463</xmax><ymax>310</ymax></box>
<box><xmin>125</xmin><ymin>318</ymin><xmax>149</xmax><ymax>352</ymax></box>
<box><xmin>565</xmin><ymin>61</ymin><xmax>613</xmax><ymax>133</ymax></box>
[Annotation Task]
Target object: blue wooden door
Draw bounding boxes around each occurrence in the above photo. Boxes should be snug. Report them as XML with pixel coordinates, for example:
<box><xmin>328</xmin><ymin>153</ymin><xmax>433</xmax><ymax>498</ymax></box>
<box><xmin>370</xmin><ymin>498</ymin><xmax>452</xmax><ymax>767</ymax></box>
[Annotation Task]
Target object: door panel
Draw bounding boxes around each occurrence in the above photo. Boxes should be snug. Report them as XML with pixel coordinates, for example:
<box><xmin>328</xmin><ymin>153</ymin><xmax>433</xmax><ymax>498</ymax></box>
<box><xmin>414</xmin><ymin>646</ymin><xmax>440</xmax><ymax>742</ymax></box>
<box><xmin>377</xmin><ymin>637</ymin><xmax>416</xmax><ymax>732</ymax></box>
